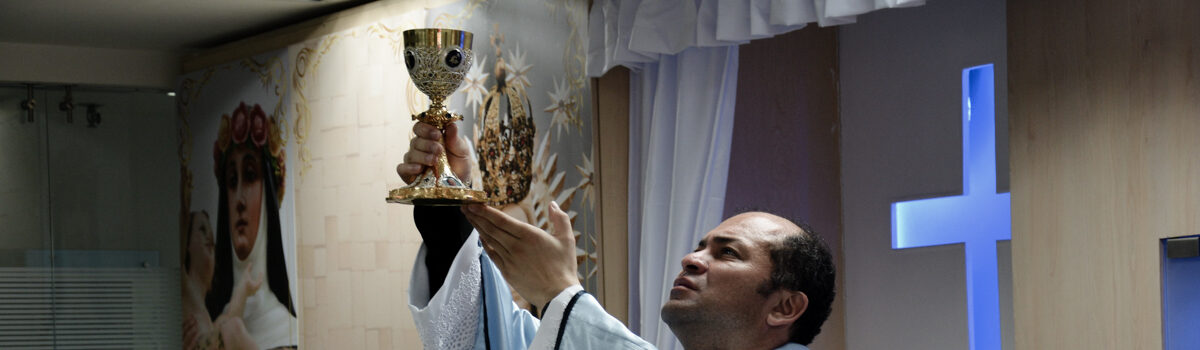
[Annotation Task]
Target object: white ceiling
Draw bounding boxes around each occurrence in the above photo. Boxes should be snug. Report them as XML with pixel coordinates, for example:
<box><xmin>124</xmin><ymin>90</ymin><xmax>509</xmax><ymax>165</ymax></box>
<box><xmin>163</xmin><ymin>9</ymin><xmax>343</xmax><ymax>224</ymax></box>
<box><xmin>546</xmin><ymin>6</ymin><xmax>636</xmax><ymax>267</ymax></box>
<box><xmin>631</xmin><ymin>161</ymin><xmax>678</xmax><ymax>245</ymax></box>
<box><xmin>0</xmin><ymin>0</ymin><xmax>375</xmax><ymax>53</ymax></box>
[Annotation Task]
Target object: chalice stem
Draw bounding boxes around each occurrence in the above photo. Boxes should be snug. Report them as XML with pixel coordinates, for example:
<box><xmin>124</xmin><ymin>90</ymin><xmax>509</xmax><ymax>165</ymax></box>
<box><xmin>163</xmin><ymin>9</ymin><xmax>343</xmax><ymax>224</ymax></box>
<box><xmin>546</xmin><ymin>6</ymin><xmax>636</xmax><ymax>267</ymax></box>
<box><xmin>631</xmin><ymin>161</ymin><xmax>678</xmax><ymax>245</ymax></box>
<box><xmin>432</xmin><ymin>144</ymin><xmax>455</xmax><ymax>180</ymax></box>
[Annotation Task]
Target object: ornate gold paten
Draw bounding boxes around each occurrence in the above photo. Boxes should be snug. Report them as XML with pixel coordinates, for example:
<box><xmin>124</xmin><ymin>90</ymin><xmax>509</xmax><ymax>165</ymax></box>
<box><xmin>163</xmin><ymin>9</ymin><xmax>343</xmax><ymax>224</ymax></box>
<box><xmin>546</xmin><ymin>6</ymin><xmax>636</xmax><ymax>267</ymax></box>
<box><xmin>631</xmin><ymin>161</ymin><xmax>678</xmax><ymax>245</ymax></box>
<box><xmin>388</xmin><ymin>28</ymin><xmax>487</xmax><ymax>206</ymax></box>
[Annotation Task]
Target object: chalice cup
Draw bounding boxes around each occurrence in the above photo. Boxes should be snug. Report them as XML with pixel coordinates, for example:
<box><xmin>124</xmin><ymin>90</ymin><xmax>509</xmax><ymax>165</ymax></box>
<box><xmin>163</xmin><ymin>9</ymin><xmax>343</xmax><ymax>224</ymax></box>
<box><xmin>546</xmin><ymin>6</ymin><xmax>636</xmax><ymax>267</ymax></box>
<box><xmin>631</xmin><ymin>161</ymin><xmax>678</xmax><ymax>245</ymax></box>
<box><xmin>387</xmin><ymin>28</ymin><xmax>486</xmax><ymax>205</ymax></box>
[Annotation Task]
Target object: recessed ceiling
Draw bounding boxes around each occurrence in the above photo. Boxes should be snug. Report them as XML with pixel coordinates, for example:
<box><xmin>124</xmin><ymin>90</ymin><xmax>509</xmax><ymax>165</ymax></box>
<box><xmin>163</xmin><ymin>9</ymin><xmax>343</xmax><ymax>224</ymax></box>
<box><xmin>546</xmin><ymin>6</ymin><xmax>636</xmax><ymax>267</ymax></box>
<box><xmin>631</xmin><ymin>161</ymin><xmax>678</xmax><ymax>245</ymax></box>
<box><xmin>0</xmin><ymin>0</ymin><xmax>375</xmax><ymax>53</ymax></box>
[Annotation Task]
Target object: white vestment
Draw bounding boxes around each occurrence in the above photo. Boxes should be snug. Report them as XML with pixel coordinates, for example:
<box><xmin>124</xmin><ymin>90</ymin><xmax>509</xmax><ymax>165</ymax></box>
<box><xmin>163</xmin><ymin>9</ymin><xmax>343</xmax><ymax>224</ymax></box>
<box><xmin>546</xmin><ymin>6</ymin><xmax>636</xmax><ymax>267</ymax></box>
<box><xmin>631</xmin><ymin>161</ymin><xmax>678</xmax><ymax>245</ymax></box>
<box><xmin>408</xmin><ymin>231</ymin><xmax>810</xmax><ymax>350</ymax></box>
<box><xmin>233</xmin><ymin>200</ymin><xmax>297</xmax><ymax>349</ymax></box>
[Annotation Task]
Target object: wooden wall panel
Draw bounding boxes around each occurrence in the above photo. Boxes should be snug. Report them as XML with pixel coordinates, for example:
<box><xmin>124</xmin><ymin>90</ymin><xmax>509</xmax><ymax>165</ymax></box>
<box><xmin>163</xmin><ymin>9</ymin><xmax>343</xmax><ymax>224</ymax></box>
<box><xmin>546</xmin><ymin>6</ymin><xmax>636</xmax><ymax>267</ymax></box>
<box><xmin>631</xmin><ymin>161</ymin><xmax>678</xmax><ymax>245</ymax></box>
<box><xmin>593</xmin><ymin>67</ymin><xmax>631</xmax><ymax>323</ymax></box>
<box><xmin>1009</xmin><ymin>0</ymin><xmax>1200</xmax><ymax>348</ymax></box>
<box><xmin>727</xmin><ymin>26</ymin><xmax>844</xmax><ymax>350</ymax></box>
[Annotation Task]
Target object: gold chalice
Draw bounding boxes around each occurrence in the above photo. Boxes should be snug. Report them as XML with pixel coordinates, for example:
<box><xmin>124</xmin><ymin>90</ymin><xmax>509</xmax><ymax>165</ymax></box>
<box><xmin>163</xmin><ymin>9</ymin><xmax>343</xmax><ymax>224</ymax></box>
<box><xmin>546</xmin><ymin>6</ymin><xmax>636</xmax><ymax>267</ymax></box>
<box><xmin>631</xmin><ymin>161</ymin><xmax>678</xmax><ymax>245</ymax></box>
<box><xmin>388</xmin><ymin>28</ymin><xmax>486</xmax><ymax>205</ymax></box>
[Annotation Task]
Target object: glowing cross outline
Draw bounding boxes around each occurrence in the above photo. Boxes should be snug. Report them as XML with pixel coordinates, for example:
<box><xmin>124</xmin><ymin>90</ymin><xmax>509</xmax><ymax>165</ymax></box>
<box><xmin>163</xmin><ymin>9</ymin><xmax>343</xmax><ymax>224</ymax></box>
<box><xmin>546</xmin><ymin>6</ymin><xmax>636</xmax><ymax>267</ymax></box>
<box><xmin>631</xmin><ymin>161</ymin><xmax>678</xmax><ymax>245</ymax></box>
<box><xmin>891</xmin><ymin>64</ymin><xmax>1010</xmax><ymax>350</ymax></box>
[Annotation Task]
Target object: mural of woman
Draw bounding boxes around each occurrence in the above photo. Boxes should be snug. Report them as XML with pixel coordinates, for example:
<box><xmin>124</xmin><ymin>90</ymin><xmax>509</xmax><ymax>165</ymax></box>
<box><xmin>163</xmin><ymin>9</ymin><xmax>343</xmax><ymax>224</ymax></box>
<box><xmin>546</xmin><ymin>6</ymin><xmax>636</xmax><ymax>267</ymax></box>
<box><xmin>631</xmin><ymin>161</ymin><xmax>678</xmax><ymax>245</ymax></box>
<box><xmin>209</xmin><ymin>102</ymin><xmax>297</xmax><ymax>349</ymax></box>
<box><xmin>181</xmin><ymin>210</ymin><xmax>261</xmax><ymax>350</ymax></box>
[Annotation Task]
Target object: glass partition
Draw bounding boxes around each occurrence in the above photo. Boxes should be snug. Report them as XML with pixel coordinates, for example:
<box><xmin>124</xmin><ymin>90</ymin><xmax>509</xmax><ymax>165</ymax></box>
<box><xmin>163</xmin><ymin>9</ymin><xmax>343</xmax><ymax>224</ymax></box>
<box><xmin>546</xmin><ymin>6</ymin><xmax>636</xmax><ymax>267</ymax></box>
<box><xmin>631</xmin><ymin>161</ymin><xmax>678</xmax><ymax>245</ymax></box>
<box><xmin>0</xmin><ymin>84</ymin><xmax>180</xmax><ymax>348</ymax></box>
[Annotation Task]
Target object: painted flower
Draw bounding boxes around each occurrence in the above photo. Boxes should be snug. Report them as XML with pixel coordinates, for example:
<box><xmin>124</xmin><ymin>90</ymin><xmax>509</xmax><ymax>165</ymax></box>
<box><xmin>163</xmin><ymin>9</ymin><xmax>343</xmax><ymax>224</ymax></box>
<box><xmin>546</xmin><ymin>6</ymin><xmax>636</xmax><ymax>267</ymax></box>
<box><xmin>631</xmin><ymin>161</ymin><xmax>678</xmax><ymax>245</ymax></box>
<box><xmin>231</xmin><ymin>102</ymin><xmax>249</xmax><ymax>144</ymax></box>
<box><xmin>544</xmin><ymin>77</ymin><xmax>576</xmax><ymax>137</ymax></box>
<box><xmin>250</xmin><ymin>104</ymin><xmax>268</xmax><ymax>147</ymax></box>
<box><xmin>459</xmin><ymin>56</ymin><xmax>489</xmax><ymax>116</ymax></box>
<box><xmin>505</xmin><ymin>43</ymin><xmax>532</xmax><ymax>90</ymax></box>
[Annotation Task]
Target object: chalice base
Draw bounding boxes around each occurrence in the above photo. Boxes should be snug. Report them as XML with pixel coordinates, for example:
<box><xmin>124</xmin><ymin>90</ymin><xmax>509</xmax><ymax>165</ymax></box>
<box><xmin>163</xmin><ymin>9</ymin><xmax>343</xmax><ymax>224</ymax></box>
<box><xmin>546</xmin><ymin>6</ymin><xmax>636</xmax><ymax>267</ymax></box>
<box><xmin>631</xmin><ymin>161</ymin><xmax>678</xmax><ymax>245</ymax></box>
<box><xmin>387</xmin><ymin>185</ymin><xmax>486</xmax><ymax>206</ymax></box>
<box><xmin>386</xmin><ymin>154</ymin><xmax>485</xmax><ymax>205</ymax></box>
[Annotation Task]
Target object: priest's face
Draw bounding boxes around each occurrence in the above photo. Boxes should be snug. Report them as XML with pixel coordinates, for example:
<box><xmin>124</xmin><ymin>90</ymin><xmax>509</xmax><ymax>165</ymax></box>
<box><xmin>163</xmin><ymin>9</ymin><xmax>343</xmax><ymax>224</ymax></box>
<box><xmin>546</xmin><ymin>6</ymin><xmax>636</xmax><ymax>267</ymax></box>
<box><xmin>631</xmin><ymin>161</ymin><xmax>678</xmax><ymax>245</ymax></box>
<box><xmin>661</xmin><ymin>212</ymin><xmax>791</xmax><ymax>330</ymax></box>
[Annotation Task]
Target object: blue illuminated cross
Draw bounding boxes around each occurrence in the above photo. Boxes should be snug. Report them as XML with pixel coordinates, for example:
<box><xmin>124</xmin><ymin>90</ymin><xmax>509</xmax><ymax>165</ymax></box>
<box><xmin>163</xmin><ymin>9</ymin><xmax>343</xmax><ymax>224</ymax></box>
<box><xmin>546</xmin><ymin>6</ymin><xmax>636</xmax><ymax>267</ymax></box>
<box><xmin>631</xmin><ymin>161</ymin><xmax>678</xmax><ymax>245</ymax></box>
<box><xmin>891</xmin><ymin>64</ymin><xmax>1010</xmax><ymax>350</ymax></box>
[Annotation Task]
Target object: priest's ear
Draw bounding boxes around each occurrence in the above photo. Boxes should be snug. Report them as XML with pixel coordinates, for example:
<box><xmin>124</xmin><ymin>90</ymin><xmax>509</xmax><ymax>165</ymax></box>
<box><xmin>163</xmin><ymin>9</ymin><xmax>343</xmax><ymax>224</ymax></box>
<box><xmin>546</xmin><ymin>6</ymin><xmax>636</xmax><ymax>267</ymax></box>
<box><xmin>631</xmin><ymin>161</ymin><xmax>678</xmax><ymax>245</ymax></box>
<box><xmin>766</xmin><ymin>290</ymin><xmax>808</xmax><ymax>328</ymax></box>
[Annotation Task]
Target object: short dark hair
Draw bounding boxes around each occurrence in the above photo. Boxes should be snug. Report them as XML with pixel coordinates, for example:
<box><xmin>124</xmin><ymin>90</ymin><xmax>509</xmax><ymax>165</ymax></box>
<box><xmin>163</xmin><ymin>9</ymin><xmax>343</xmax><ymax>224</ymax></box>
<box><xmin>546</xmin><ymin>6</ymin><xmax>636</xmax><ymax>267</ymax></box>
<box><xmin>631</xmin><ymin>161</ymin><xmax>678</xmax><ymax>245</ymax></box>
<box><xmin>757</xmin><ymin>221</ymin><xmax>836</xmax><ymax>345</ymax></box>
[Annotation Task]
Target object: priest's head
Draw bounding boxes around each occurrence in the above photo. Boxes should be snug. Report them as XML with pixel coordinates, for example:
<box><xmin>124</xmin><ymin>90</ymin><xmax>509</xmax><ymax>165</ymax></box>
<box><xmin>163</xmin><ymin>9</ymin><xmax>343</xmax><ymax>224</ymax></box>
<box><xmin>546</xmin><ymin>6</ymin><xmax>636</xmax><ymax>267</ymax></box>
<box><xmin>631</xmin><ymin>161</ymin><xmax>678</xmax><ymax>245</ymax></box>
<box><xmin>661</xmin><ymin>212</ymin><xmax>835</xmax><ymax>348</ymax></box>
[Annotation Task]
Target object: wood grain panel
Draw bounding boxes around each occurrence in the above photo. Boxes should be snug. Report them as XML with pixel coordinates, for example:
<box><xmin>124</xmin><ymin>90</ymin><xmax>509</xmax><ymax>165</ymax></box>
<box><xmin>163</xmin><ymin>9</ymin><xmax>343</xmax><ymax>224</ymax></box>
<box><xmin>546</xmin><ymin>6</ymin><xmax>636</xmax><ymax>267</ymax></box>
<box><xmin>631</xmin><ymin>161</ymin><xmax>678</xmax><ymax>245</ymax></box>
<box><xmin>593</xmin><ymin>67</ymin><xmax>631</xmax><ymax>323</ymax></box>
<box><xmin>728</xmin><ymin>26</ymin><xmax>844</xmax><ymax>350</ymax></box>
<box><xmin>1009</xmin><ymin>0</ymin><xmax>1200</xmax><ymax>348</ymax></box>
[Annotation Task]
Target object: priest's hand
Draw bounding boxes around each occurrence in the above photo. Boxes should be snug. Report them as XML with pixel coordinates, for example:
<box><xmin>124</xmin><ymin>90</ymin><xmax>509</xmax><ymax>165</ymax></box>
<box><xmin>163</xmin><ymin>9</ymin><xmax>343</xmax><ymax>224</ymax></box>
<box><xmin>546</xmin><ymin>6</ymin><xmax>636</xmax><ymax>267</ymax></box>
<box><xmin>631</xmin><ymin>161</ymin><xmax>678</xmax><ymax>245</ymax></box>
<box><xmin>462</xmin><ymin>201</ymin><xmax>579</xmax><ymax>309</ymax></box>
<box><xmin>396</xmin><ymin>121</ymin><xmax>472</xmax><ymax>184</ymax></box>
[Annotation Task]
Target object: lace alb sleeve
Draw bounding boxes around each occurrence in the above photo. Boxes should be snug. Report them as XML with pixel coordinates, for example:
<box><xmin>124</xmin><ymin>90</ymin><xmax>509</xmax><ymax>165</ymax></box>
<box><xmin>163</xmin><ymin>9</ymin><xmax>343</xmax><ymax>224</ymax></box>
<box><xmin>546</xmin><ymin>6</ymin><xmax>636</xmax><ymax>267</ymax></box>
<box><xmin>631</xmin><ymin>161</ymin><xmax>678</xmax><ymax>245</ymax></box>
<box><xmin>408</xmin><ymin>231</ymin><xmax>484</xmax><ymax>350</ymax></box>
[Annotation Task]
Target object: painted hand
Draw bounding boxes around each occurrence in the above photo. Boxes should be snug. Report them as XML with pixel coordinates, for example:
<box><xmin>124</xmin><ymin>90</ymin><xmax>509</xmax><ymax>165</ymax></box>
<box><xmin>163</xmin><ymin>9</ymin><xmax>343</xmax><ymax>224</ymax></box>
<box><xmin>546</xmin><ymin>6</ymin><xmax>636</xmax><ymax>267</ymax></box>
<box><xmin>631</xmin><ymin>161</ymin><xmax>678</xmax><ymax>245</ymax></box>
<box><xmin>224</xmin><ymin>262</ymin><xmax>263</xmax><ymax>318</ymax></box>
<box><xmin>462</xmin><ymin>201</ymin><xmax>579</xmax><ymax>309</ymax></box>
<box><xmin>396</xmin><ymin>121</ymin><xmax>472</xmax><ymax>184</ymax></box>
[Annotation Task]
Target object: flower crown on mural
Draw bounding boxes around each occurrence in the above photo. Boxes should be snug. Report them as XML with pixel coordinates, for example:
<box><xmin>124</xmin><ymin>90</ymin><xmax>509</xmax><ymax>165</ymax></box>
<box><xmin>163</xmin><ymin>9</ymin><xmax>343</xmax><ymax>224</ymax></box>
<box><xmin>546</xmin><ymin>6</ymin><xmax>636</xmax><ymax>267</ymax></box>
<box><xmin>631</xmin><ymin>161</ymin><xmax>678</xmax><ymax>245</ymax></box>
<box><xmin>213</xmin><ymin>102</ymin><xmax>286</xmax><ymax>203</ymax></box>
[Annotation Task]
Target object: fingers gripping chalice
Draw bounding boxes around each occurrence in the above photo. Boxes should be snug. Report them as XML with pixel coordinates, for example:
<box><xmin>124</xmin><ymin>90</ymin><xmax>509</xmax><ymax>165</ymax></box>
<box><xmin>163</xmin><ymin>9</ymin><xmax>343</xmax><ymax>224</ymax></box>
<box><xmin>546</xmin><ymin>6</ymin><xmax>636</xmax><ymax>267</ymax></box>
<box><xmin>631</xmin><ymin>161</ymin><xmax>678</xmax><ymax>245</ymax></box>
<box><xmin>388</xmin><ymin>28</ymin><xmax>487</xmax><ymax>205</ymax></box>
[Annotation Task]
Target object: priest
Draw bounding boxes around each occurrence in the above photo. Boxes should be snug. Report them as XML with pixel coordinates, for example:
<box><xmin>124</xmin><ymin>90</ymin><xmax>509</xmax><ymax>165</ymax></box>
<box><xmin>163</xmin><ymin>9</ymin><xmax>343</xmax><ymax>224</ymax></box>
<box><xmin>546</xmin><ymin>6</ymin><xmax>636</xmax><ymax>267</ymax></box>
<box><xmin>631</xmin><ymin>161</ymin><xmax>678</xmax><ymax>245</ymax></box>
<box><xmin>400</xmin><ymin>121</ymin><xmax>836</xmax><ymax>349</ymax></box>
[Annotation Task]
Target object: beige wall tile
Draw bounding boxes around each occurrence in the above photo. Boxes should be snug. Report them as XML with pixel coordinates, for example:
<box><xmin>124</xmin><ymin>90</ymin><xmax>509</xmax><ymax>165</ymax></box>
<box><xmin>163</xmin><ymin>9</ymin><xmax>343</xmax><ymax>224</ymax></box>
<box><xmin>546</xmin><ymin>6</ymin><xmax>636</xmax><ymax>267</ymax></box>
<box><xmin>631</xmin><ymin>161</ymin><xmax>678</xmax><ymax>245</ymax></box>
<box><xmin>297</xmin><ymin>204</ymin><xmax>325</xmax><ymax>246</ymax></box>
<box><xmin>352</xmin><ymin>271</ymin><xmax>367</xmax><ymax>327</ymax></box>
<box><xmin>344</xmin><ymin>154</ymin><xmax>365</xmax><ymax>186</ymax></box>
<box><xmin>377</xmin><ymin>328</ymin><xmax>393</xmax><ymax>350</ymax></box>
<box><xmin>386</xmin><ymin>205</ymin><xmax>418</xmax><ymax>244</ymax></box>
<box><xmin>314</xmin><ymin>276</ymin><xmax>328</xmax><ymax>306</ymax></box>
<box><xmin>304</xmin><ymin>332</ymin><xmax>325</xmax><ymax>350</ymax></box>
<box><xmin>382</xmin><ymin>148</ymin><xmax>410</xmax><ymax>190</ymax></box>
<box><xmin>359</xmin><ymin>64</ymin><xmax>384</xmax><ymax>100</ymax></box>
<box><xmin>307</xmin><ymin>98</ymin><xmax>333</xmax><ymax>131</ymax></box>
<box><xmin>364</xmin><ymin>270</ymin><xmax>391</xmax><ymax>326</ymax></box>
<box><xmin>357</xmin><ymin>94</ymin><xmax>387</xmax><ymax>130</ymax></box>
<box><xmin>326</xmin><ymin>272</ymin><xmax>352</xmax><ymax>328</ymax></box>
<box><xmin>299</xmin><ymin>245</ymin><xmax>315</xmax><ymax>278</ymax></box>
<box><xmin>389</xmin><ymin>271</ymin><xmax>416</xmax><ymax>331</ymax></box>
<box><xmin>375</xmin><ymin>242</ymin><xmax>393</xmax><ymax>270</ymax></box>
<box><xmin>348</xmin><ymin>183</ymin><xmax>381</xmax><ymax>216</ymax></box>
<box><xmin>303</xmin><ymin>306</ymin><xmax>325</xmax><ymax>349</ymax></box>
<box><xmin>329</xmin><ymin>327</ymin><xmax>366</xmax><ymax>350</ymax></box>
<box><xmin>352</xmin><ymin>218</ymin><xmax>377</xmax><ymax>243</ymax></box>
<box><xmin>323</xmin><ymin>153</ymin><xmax>353</xmax><ymax>188</ymax></box>
<box><xmin>342</xmin><ymin>36</ymin><xmax>368</xmax><ymax>69</ymax></box>
<box><xmin>357</xmin><ymin>123</ymin><xmax>389</xmax><ymax>156</ymax></box>
<box><xmin>323</xmin><ymin>214</ymin><xmax>340</xmax><ymax>240</ymax></box>
<box><xmin>395</xmin><ymin>328</ymin><xmax>420</xmax><ymax>349</ymax></box>
<box><xmin>325</xmin><ymin>241</ymin><xmax>342</xmax><ymax>272</ymax></box>
<box><xmin>365</xmin><ymin>33</ymin><xmax>396</xmax><ymax>67</ymax></box>
<box><xmin>366</xmin><ymin>328</ymin><xmax>381</xmax><ymax>350</ymax></box>
<box><xmin>313</xmin><ymin>246</ymin><xmax>327</xmax><ymax>277</ymax></box>
<box><xmin>302</xmin><ymin>276</ymin><xmax>317</xmax><ymax>308</ymax></box>
<box><xmin>338</xmin><ymin>241</ymin><xmax>357</xmax><ymax>270</ymax></box>
<box><xmin>391</xmin><ymin>242</ymin><xmax>419</xmax><ymax>273</ymax></box>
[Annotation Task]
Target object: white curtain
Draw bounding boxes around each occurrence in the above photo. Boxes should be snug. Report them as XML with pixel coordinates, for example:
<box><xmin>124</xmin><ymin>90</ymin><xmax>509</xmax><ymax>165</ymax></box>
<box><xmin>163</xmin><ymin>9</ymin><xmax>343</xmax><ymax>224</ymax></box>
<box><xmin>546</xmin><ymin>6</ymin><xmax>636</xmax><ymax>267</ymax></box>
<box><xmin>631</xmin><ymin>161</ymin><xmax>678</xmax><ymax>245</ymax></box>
<box><xmin>587</xmin><ymin>0</ymin><xmax>926</xmax><ymax>76</ymax></box>
<box><xmin>626</xmin><ymin>46</ymin><xmax>739</xmax><ymax>350</ymax></box>
<box><xmin>589</xmin><ymin>1</ymin><xmax>925</xmax><ymax>349</ymax></box>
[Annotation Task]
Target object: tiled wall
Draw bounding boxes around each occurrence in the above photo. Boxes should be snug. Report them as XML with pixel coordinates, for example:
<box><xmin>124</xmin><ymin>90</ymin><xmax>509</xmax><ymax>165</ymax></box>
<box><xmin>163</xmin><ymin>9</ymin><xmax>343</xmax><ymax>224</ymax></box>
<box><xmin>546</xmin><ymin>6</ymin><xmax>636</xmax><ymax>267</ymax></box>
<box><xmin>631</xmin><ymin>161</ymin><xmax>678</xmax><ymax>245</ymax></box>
<box><xmin>184</xmin><ymin>1</ymin><xmax>594</xmax><ymax>347</ymax></box>
<box><xmin>289</xmin><ymin>15</ymin><xmax>429</xmax><ymax>348</ymax></box>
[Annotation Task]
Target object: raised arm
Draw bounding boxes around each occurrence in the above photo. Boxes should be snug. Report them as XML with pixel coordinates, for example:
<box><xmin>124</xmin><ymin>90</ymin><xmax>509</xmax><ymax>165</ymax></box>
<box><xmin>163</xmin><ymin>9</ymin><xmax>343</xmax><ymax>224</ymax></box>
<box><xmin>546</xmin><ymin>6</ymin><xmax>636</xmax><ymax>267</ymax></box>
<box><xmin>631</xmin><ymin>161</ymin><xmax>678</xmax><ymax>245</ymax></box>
<box><xmin>401</xmin><ymin>121</ymin><xmax>540</xmax><ymax>349</ymax></box>
<box><xmin>463</xmin><ymin>202</ymin><xmax>653</xmax><ymax>350</ymax></box>
<box><xmin>398</xmin><ymin>121</ymin><xmax>476</xmax><ymax>295</ymax></box>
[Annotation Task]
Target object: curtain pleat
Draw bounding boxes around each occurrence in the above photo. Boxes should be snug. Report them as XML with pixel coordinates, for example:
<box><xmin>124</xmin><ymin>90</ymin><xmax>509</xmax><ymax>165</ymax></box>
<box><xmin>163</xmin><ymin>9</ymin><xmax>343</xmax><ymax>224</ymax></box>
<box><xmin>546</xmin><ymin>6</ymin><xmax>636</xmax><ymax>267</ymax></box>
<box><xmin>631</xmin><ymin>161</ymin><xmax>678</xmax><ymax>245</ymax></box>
<box><xmin>587</xmin><ymin>0</ymin><xmax>925</xmax><ymax>76</ymax></box>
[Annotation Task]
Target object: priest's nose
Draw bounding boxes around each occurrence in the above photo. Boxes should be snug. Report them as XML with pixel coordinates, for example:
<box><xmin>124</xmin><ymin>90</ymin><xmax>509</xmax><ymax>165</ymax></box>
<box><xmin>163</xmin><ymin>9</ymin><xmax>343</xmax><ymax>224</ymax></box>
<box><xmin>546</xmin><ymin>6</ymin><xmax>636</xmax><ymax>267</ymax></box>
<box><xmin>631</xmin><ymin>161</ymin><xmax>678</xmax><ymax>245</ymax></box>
<box><xmin>681</xmin><ymin>251</ymin><xmax>708</xmax><ymax>274</ymax></box>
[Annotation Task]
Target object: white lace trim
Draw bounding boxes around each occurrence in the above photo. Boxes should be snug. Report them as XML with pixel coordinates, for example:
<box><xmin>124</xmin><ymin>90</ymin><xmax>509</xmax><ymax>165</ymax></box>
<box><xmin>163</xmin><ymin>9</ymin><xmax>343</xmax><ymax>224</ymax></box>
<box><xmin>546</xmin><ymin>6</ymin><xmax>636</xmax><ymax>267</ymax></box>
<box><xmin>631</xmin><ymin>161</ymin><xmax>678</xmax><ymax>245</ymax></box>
<box><xmin>411</xmin><ymin>233</ymin><xmax>483</xmax><ymax>350</ymax></box>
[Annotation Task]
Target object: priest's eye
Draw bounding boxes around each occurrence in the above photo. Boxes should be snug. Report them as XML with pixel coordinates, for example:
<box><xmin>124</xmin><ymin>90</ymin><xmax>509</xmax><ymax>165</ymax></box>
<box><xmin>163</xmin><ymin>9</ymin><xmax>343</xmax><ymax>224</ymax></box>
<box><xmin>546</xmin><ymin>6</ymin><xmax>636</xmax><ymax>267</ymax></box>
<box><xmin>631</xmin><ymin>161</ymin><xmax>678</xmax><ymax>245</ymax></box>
<box><xmin>721</xmin><ymin>247</ymin><xmax>739</xmax><ymax>258</ymax></box>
